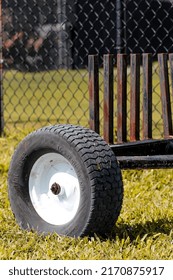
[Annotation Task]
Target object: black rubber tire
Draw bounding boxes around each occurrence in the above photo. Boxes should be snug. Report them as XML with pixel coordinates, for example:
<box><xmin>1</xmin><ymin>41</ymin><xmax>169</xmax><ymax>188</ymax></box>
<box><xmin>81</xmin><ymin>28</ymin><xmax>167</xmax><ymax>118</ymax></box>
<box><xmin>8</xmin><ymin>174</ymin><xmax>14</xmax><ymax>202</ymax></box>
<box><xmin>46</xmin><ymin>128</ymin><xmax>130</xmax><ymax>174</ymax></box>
<box><xmin>8</xmin><ymin>124</ymin><xmax>123</xmax><ymax>237</ymax></box>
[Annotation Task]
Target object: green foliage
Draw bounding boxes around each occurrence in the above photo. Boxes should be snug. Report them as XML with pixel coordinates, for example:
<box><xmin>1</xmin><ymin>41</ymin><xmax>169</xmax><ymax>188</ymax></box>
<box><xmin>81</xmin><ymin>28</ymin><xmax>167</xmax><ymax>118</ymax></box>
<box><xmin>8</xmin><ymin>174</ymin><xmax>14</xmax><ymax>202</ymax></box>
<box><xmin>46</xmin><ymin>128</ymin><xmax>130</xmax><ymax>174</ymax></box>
<box><xmin>0</xmin><ymin>132</ymin><xmax>173</xmax><ymax>260</ymax></box>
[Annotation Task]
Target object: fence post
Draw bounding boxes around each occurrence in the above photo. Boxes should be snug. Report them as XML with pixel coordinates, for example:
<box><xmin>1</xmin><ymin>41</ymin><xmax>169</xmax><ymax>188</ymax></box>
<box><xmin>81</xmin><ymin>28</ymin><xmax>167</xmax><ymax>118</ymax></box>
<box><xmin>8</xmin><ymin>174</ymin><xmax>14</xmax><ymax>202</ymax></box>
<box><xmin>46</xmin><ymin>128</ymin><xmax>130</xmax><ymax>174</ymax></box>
<box><xmin>116</xmin><ymin>0</ymin><xmax>126</xmax><ymax>54</ymax></box>
<box><xmin>0</xmin><ymin>0</ymin><xmax>4</xmax><ymax>136</ymax></box>
<box><xmin>57</xmin><ymin>0</ymin><xmax>72</xmax><ymax>69</ymax></box>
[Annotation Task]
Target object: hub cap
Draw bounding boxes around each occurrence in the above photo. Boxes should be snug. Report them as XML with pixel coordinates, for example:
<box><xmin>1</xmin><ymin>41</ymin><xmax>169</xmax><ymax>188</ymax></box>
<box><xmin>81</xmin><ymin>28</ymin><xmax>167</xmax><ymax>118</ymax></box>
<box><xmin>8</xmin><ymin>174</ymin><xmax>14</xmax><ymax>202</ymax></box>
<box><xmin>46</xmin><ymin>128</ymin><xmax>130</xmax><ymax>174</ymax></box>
<box><xmin>29</xmin><ymin>153</ymin><xmax>80</xmax><ymax>225</ymax></box>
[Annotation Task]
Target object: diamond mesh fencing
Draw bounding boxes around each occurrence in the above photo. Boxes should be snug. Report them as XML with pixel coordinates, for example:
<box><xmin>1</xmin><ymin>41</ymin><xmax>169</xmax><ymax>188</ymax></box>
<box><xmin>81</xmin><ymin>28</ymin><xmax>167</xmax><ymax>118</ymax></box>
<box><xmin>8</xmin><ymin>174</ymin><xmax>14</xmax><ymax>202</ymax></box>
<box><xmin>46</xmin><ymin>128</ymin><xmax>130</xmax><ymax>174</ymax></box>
<box><xmin>1</xmin><ymin>0</ymin><xmax>173</xmax><ymax>138</ymax></box>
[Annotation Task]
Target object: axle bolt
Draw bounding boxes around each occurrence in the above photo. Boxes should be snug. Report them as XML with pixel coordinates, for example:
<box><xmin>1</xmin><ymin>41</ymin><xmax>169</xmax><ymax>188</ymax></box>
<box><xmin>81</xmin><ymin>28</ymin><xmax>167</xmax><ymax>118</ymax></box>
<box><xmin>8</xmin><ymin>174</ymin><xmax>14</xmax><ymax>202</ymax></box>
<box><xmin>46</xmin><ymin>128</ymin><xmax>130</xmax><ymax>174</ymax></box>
<box><xmin>51</xmin><ymin>183</ymin><xmax>61</xmax><ymax>195</ymax></box>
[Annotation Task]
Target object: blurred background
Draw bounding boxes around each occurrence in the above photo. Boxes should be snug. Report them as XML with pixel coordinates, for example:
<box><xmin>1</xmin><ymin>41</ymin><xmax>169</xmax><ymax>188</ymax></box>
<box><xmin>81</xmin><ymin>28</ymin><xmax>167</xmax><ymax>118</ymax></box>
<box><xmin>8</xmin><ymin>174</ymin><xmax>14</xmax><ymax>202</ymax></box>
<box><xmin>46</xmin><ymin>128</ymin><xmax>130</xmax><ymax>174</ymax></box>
<box><xmin>1</xmin><ymin>0</ymin><xmax>173</xmax><ymax>137</ymax></box>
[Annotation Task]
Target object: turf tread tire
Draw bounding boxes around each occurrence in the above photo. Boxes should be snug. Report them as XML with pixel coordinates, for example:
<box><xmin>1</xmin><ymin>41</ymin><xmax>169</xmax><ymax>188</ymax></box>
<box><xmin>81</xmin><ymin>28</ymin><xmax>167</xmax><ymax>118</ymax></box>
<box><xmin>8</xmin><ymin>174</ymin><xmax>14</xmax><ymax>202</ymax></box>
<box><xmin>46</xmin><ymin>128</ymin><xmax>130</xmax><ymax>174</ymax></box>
<box><xmin>8</xmin><ymin>124</ymin><xmax>123</xmax><ymax>237</ymax></box>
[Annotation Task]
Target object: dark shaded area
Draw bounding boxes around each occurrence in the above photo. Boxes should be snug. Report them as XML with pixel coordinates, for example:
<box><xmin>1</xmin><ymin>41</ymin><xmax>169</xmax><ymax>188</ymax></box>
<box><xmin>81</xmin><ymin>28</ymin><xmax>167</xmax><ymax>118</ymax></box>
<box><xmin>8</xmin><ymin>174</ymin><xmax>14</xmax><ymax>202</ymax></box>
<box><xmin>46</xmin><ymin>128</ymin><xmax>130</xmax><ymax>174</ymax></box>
<box><xmin>2</xmin><ymin>0</ymin><xmax>173</xmax><ymax>70</ymax></box>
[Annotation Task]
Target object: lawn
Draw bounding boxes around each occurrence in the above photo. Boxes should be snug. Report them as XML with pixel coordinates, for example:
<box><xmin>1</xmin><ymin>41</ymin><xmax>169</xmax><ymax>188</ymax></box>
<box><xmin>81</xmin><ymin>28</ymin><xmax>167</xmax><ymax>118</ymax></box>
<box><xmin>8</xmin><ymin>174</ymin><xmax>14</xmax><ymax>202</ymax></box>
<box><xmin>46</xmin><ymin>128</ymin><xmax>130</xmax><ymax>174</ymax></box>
<box><xmin>1</xmin><ymin>129</ymin><xmax>173</xmax><ymax>260</ymax></box>
<box><xmin>0</xmin><ymin>64</ymin><xmax>173</xmax><ymax>260</ymax></box>
<box><xmin>3</xmin><ymin>69</ymin><xmax>90</xmax><ymax>132</ymax></box>
<box><xmin>2</xmin><ymin>62</ymin><xmax>167</xmax><ymax>138</ymax></box>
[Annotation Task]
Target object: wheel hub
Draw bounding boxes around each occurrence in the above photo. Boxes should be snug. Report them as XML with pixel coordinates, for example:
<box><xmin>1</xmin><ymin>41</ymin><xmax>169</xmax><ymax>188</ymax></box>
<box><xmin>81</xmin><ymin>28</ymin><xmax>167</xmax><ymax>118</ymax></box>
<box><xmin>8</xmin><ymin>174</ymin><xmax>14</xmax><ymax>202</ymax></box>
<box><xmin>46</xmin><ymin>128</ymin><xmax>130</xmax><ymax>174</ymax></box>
<box><xmin>29</xmin><ymin>153</ymin><xmax>80</xmax><ymax>225</ymax></box>
<box><xmin>50</xmin><ymin>182</ymin><xmax>61</xmax><ymax>195</ymax></box>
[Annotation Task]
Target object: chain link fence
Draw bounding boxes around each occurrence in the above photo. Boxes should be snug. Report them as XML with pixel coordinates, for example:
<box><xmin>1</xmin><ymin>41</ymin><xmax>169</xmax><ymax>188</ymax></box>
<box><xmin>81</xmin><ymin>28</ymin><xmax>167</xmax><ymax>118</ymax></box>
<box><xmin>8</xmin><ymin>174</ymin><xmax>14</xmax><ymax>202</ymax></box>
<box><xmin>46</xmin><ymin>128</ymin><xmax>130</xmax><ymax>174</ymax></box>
<box><xmin>1</xmin><ymin>0</ymin><xmax>173</xmax><ymax>138</ymax></box>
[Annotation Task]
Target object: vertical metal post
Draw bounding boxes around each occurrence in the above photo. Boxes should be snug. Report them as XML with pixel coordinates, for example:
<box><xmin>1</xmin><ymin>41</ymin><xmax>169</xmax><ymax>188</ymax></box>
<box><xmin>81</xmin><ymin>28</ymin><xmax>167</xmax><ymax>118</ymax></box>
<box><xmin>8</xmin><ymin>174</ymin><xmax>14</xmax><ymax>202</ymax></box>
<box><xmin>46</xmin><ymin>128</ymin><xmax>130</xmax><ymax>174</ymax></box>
<box><xmin>142</xmin><ymin>53</ymin><xmax>152</xmax><ymax>139</ymax></box>
<box><xmin>0</xmin><ymin>0</ymin><xmax>4</xmax><ymax>136</ymax></box>
<box><xmin>103</xmin><ymin>54</ymin><xmax>114</xmax><ymax>144</ymax></box>
<box><xmin>130</xmin><ymin>54</ymin><xmax>141</xmax><ymax>141</ymax></box>
<box><xmin>116</xmin><ymin>0</ymin><xmax>126</xmax><ymax>54</ymax></box>
<box><xmin>116</xmin><ymin>0</ymin><xmax>127</xmax><ymax>142</ymax></box>
<box><xmin>158</xmin><ymin>53</ymin><xmax>173</xmax><ymax>138</ymax></box>
<box><xmin>88</xmin><ymin>55</ymin><xmax>99</xmax><ymax>134</ymax></box>
<box><xmin>169</xmin><ymin>53</ymin><xmax>173</xmax><ymax>106</ymax></box>
<box><xmin>117</xmin><ymin>54</ymin><xmax>127</xmax><ymax>143</ymax></box>
<box><xmin>57</xmin><ymin>0</ymin><xmax>71</xmax><ymax>68</ymax></box>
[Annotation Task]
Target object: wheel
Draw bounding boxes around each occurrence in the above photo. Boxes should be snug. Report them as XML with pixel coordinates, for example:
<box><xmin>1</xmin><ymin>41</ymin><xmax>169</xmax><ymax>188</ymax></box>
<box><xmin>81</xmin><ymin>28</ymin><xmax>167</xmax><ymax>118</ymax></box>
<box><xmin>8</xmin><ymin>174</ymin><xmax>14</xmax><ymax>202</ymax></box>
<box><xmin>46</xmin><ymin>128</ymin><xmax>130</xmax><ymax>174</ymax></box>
<box><xmin>8</xmin><ymin>124</ymin><xmax>123</xmax><ymax>237</ymax></box>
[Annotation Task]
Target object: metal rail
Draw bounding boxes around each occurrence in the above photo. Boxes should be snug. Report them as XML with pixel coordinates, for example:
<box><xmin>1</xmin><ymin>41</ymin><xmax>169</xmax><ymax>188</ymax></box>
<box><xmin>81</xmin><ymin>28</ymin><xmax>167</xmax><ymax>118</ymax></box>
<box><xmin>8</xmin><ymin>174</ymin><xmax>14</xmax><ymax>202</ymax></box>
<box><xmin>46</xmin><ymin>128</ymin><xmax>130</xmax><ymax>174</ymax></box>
<box><xmin>111</xmin><ymin>138</ymin><xmax>173</xmax><ymax>169</ymax></box>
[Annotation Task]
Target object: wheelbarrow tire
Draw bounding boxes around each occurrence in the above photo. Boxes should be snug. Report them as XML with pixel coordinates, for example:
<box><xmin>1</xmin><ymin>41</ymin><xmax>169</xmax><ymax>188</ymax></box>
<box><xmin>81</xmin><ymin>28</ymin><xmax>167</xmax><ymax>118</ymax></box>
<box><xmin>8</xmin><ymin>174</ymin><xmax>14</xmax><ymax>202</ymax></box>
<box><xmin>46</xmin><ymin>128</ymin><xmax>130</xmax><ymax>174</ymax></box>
<box><xmin>8</xmin><ymin>124</ymin><xmax>123</xmax><ymax>237</ymax></box>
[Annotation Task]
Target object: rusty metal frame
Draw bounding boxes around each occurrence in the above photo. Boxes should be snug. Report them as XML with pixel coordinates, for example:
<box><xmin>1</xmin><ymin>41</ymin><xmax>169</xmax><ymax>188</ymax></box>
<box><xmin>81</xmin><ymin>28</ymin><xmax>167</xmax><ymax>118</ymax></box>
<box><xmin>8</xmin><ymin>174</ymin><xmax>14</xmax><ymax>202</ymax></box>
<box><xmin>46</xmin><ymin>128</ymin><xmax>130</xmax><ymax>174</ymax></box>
<box><xmin>0</xmin><ymin>0</ymin><xmax>4</xmax><ymax>136</ymax></box>
<box><xmin>158</xmin><ymin>53</ymin><xmax>173</xmax><ymax>138</ymax></box>
<box><xmin>130</xmin><ymin>54</ymin><xmax>140</xmax><ymax>141</ymax></box>
<box><xmin>142</xmin><ymin>53</ymin><xmax>152</xmax><ymax>140</ymax></box>
<box><xmin>103</xmin><ymin>54</ymin><xmax>114</xmax><ymax>144</ymax></box>
<box><xmin>111</xmin><ymin>138</ymin><xmax>173</xmax><ymax>169</ymax></box>
<box><xmin>88</xmin><ymin>55</ymin><xmax>99</xmax><ymax>135</ymax></box>
<box><xmin>117</xmin><ymin>53</ymin><xmax>127</xmax><ymax>143</ymax></box>
<box><xmin>88</xmin><ymin>53</ymin><xmax>173</xmax><ymax>170</ymax></box>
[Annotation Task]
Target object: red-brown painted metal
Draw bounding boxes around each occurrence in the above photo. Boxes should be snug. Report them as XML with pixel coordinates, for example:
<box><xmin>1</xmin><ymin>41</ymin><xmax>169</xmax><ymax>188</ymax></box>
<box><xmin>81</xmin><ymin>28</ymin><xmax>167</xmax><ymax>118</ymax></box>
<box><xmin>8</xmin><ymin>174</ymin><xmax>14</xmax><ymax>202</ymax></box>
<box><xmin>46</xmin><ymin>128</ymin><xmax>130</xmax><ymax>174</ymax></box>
<box><xmin>0</xmin><ymin>0</ymin><xmax>4</xmax><ymax>136</ymax></box>
<box><xmin>158</xmin><ymin>53</ymin><xmax>173</xmax><ymax>138</ymax></box>
<box><xmin>103</xmin><ymin>54</ymin><xmax>114</xmax><ymax>144</ymax></box>
<box><xmin>169</xmin><ymin>53</ymin><xmax>173</xmax><ymax>112</ymax></box>
<box><xmin>117</xmin><ymin>54</ymin><xmax>127</xmax><ymax>143</ymax></box>
<box><xmin>130</xmin><ymin>54</ymin><xmax>140</xmax><ymax>141</ymax></box>
<box><xmin>88</xmin><ymin>55</ymin><xmax>100</xmax><ymax>134</ymax></box>
<box><xmin>142</xmin><ymin>53</ymin><xmax>152</xmax><ymax>140</ymax></box>
<box><xmin>88</xmin><ymin>53</ymin><xmax>173</xmax><ymax>169</ymax></box>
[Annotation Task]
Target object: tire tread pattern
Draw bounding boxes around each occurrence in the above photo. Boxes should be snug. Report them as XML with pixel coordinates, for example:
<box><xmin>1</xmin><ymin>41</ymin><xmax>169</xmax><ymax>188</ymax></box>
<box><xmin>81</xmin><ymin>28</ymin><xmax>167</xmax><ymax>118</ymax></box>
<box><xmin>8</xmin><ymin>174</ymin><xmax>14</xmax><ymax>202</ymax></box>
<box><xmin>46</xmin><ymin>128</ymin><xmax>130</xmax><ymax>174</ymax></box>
<box><xmin>39</xmin><ymin>124</ymin><xmax>123</xmax><ymax>236</ymax></box>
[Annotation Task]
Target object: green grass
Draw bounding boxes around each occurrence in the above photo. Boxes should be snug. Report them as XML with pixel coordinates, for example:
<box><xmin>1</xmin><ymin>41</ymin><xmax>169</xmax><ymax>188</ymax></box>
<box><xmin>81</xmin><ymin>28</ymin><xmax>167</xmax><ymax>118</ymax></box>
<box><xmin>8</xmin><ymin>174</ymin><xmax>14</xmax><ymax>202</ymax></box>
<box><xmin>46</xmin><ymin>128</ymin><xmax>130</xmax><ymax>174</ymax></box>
<box><xmin>0</xmin><ymin>132</ymin><xmax>173</xmax><ymax>260</ymax></box>
<box><xmin>3</xmin><ymin>69</ymin><xmax>90</xmax><ymax>131</ymax></box>
<box><xmin>1</xmin><ymin>65</ymin><xmax>173</xmax><ymax>260</ymax></box>
<box><xmin>3</xmin><ymin>62</ymin><xmax>168</xmax><ymax>138</ymax></box>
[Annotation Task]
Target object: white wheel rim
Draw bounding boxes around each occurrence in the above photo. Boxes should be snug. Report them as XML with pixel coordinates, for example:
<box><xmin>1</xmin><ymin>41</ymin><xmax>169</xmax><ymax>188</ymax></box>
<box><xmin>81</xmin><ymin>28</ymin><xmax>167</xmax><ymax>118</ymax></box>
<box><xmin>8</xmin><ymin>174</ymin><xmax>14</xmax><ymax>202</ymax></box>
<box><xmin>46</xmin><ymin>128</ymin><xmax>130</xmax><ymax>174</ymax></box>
<box><xmin>29</xmin><ymin>153</ymin><xmax>80</xmax><ymax>225</ymax></box>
